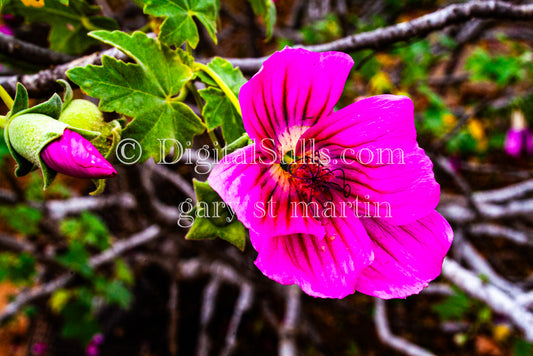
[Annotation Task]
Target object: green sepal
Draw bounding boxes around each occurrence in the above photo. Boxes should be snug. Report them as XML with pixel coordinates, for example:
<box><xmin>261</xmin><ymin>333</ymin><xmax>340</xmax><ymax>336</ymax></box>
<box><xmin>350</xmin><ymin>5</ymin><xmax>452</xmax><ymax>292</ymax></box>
<box><xmin>58</xmin><ymin>79</ymin><xmax>74</xmax><ymax>109</ymax></box>
<box><xmin>16</xmin><ymin>93</ymin><xmax>63</xmax><ymax>120</ymax></box>
<box><xmin>7</xmin><ymin>113</ymin><xmax>68</xmax><ymax>185</ymax></box>
<box><xmin>6</xmin><ymin>112</ymin><xmax>99</xmax><ymax>189</ymax></box>
<box><xmin>90</xmin><ymin>179</ymin><xmax>106</xmax><ymax>196</ymax></box>
<box><xmin>185</xmin><ymin>179</ymin><xmax>247</xmax><ymax>251</ymax></box>
<box><xmin>9</xmin><ymin>83</ymin><xmax>29</xmax><ymax>118</ymax></box>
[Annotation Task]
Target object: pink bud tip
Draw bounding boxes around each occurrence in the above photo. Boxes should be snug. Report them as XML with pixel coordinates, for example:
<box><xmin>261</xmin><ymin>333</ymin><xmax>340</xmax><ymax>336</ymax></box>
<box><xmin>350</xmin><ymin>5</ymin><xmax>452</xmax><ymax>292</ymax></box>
<box><xmin>41</xmin><ymin>129</ymin><xmax>117</xmax><ymax>179</ymax></box>
<box><xmin>0</xmin><ymin>24</ymin><xmax>13</xmax><ymax>37</ymax></box>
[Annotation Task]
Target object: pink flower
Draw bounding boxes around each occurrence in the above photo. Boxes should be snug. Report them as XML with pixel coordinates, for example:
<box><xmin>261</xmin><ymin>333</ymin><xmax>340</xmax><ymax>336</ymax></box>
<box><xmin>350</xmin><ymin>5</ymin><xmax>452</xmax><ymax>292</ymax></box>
<box><xmin>0</xmin><ymin>24</ymin><xmax>13</xmax><ymax>36</ymax></box>
<box><xmin>504</xmin><ymin>129</ymin><xmax>533</xmax><ymax>157</ymax></box>
<box><xmin>504</xmin><ymin>110</ymin><xmax>533</xmax><ymax>158</ymax></box>
<box><xmin>41</xmin><ymin>129</ymin><xmax>116</xmax><ymax>179</ymax></box>
<box><xmin>208</xmin><ymin>48</ymin><xmax>453</xmax><ymax>299</ymax></box>
<box><xmin>31</xmin><ymin>342</ymin><xmax>47</xmax><ymax>355</ymax></box>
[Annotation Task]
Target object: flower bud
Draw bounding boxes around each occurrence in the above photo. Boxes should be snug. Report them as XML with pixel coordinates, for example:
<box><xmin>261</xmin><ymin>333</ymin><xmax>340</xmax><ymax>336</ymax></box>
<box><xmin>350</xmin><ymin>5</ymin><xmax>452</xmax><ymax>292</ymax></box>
<box><xmin>41</xmin><ymin>129</ymin><xmax>116</xmax><ymax>179</ymax></box>
<box><xmin>504</xmin><ymin>109</ymin><xmax>533</xmax><ymax>158</ymax></box>
<box><xmin>5</xmin><ymin>112</ymin><xmax>115</xmax><ymax>187</ymax></box>
<box><xmin>59</xmin><ymin>99</ymin><xmax>116</xmax><ymax>156</ymax></box>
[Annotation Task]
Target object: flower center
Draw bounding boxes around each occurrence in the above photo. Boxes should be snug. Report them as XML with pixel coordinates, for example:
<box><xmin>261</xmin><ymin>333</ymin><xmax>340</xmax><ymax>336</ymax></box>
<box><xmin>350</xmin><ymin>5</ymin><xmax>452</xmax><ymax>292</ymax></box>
<box><xmin>282</xmin><ymin>150</ymin><xmax>351</xmax><ymax>205</ymax></box>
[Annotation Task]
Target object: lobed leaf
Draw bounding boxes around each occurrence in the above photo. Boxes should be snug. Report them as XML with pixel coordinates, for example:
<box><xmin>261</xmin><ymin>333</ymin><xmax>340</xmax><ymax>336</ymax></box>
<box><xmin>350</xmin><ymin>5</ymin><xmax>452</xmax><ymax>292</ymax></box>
<box><xmin>67</xmin><ymin>31</ymin><xmax>206</xmax><ymax>163</ymax></box>
<box><xmin>143</xmin><ymin>0</ymin><xmax>217</xmax><ymax>48</ymax></box>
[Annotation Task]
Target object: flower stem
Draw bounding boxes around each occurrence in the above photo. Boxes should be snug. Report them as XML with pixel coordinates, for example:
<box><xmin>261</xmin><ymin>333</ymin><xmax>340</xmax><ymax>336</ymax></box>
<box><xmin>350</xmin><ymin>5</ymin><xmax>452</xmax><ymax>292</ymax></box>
<box><xmin>195</xmin><ymin>63</ymin><xmax>242</xmax><ymax>117</ymax></box>
<box><xmin>0</xmin><ymin>115</ymin><xmax>6</xmax><ymax>129</ymax></box>
<box><xmin>0</xmin><ymin>85</ymin><xmax>13</xmax><ymax>111</ymax></box>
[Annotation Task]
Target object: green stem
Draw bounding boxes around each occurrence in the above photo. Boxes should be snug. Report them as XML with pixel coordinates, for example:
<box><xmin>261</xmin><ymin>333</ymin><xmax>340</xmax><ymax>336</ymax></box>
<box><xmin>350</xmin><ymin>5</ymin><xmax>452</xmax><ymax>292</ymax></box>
<box><xmin>175</xmin><ymin>86</ymin><xmax>188</xmax><ymax>102</ymax></box>
<box><xmin>186</xmin><ymin>42</ymin><xmax>193</xmax><ymax>57</ymax></box>
<box><xmin>136</xmin><ymin>22</ymin><xmax>153</xmax><ymax>33</ymax></box>
<box><xmin>195</xmin><ymin>63</ymin><xmax>242</xmax><ymax>117</ymax></box>
<box><xmin>0</xmin><ymin>85</ymin><xmax>13</xmax><ymax>111</ymax></box>
<box><xmin>0</xmin><ymin>115</ymin><xmax>6</xmax><ymax>129</ymax></box>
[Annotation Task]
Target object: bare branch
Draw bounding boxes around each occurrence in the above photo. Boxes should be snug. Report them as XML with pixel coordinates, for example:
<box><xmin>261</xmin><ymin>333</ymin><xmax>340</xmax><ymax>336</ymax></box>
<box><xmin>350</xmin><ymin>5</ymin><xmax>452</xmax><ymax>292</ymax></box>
<box><xmin>473</xmin><ymin>179</ymin><xmax>533</xmax><ymax>204</ymax></box>
<box><xmin>0</xmin><ymin>233</ymin><xmax>36</xmax><ymax>253</ymax></box>
<box><xmin>469</xmin><ymin>223</ymin><xmax>532</xmax><ymax>245</ymax></box>
<box><xmin>46</xmin><ymin>193</ymin><xmax>136</xmax><ymax>220</ymax></box>
<box><xmin>0</xmin><ymin>46</ymin><xmax>128</xmax><ymax>96</ymax></box>
<box><xmin>0</xmin><ymin>33</ymin><xmax>73</xmax><ymax>66</ymax></box>
<box><xmin>228</xmin><ymin>1</ymin><xmax>533</xmax><ymax>72</ymax></box>
<box><xmin>374</xmin><ymin>299</ymin><xmax>436</xmax><ymax>356</ymax></box>
<box><xmin>461</xmin><ymin>241</ymin><xmax>523</xmax><ymax>296</ymax></box>
<box><xmin>442</xmin><ymin>258</ymin><xmax>533</xmax><ymax>341</ymax></box>
<box><xmin>197</xmin><ymin>278</ymin><xmax>221</xmax><ymax>356</ymax></box>
<box><xmin>221</xmin><ymin>284</ymin><xmax>254</xmax><ymax>356</ymax></box>
<box><xmin>279</xmin><ymin>285</ymin><xmax>301</xmax><ymax>356</ymax></box>
<box><xmin>145</xmin><ymin>162</ymin><xmax>196</xmax><ymax>202</ymax></box>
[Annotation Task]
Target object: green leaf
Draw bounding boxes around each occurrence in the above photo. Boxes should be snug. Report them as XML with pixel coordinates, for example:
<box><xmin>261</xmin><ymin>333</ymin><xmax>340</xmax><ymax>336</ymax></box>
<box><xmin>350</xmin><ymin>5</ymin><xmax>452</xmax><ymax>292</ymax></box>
<box><xmin>60</xmin><ymin>212</ymin><xmax>111</xmax><ymax>251</ymax></box>
<box><xmin>199</xmin><ymin>88</ymin><xmax>244</xmax><ymax>143</ymax></box>
<box><xmin>95</xmin><ymin>278</ymin><xmax>132</xmax><ymax>308</ymax></box>
<box><xmin>67</xmin><ymin>31</ymin><xmax>205</xmax><ymax>162</ymax></box>
<box><xmin>143</xmin><ymin>0</ymin><xmax>217</xmax><ymax>48</ymax></box>
<box><xmin>203</xmin><ymin>57</ymin><xmax>247</xmax><ymax>97</ymax></box>
<box><xmin>432</xmin><ymin>289</ymin><xmax>471</xmax><ymax>321</ymax></box>
<box><xmin>56</xmin><ymin>240</ymin><xmax>93</xmax><ymax>278</ymax></box>
<box><xmin>0</xmin><ymin>252</ymin><xmax>36</xmax><ymax>285</ymax></box>
<box><xmin>185</xmin><ymin>179</ymin><xmax>247</xmax><ymax>251</ymax></box>
<box><xmin>60</xmin><ymin>297</ymin><xmax>100</xmax><ymax>344</ymax></box>
<box><xmin>115</xmin><ymin>258</ymin><xmax>134</xmax><ymax>286</ymax></box>
<box><xmin>0</xmin><ymin>204</ymin><xmax>42</xmax><ymax>235</ymax></box>
<box><xmin>514</xmin><ymin>339</ymin><xmax>533</xmax><ymax>356</ymax></box>
<box><xmin>5</xmin><ymin>0</ymin><xmax>118</xmax><ymax>55</ymax></box>
<box><xmin>198</xmin><ymin>57</ymin><xmax>246</xmax><ymax>143</ymax></box>
<box><xmin>49</xmin><ymin>289</ymin><xmax>72</xmax><ymax>314</ymax></box>
<box><xmin>248</xmin><ymin>0</ymin><xmax>276</xmax><ymax>40</ymax></box>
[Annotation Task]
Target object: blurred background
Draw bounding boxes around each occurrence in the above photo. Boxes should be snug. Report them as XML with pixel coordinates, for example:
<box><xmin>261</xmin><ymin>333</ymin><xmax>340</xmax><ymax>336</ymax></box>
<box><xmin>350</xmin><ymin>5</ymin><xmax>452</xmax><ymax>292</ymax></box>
<box><xmin>2</xmin><ymin>0</ymin><xmax>533</xmax><ymax>355</ymax></box>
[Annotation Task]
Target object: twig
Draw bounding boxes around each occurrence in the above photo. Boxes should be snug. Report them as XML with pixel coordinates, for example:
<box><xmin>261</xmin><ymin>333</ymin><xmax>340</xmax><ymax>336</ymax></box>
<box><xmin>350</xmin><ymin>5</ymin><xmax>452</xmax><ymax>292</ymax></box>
<box><xmin>0</xmin><ymin>46</ymin><xmax>128</xmax><ymax>96</ymax></box>
<box><xmin>374</xmin><ymin>298</ymin><xmax>435</xmax><ymax>356</ymax></box>
<box><xmin>442</xmin><ymin>258</ymin><xmax>533</xmax><ymax>341</ymax></box>
<box><xmin>0</xmin><ymin>33</ymin><xmax>73</xmax><ymax>66</ymax></box>
<box><xmin>279</xmin><ymin>285</ymin><xmax>301</xmax><ymax>356</ymax></box>
<box><xmin>461</xmin><ymin>241</ymin><xmax>524</xmax><ymax>296</ymax></box>
<box><xmin>0</xmin><ymin>188</ymin><xmax>17</xmax><ymax>204</ymax></box>
<box><xmin>168</xmin><ymin>278</ymin><xmax>179</xmax><ymax>356</ymax></box>
<box><xmin>228</xmin><ymin>0</ymin><xmax>533</xmax><ymax>72</ymax></box>
<box><xmin>46</xmin><ymin>193</ymin><xmax>136</xmax><ymax>220</ymax></box>
<box><xmin>439</xmin><ymin>194</ymin><xmax>533</xmax><ymax>223</ymax></box>
<box><xmin>220</xmin><ymin>284</ymin><xmax>254</xmax><ymax>356</ymax></box>
<box><xmin>469</xmin><ymin>223</ymin><xmax>531</xmax><ymax>245</ymax></box>
<box><xmin>473</xmin><ymin>179</ymin><xmax>533</xmax><ymax>204</ymax></box>
<box><xmin>0</xmin><ymin>225</ymin><xmax>161</xmax><ymax>324</ymax></box>
<box><xmin>145</xmin><ymin>162</ymin><xmax>196</xmax><ymax>202</ymax></box>
<box><xmin>0</xmin><ymin>233</ymin><xmax>35</xmax><ymax>253</ymax></box>
<box><xmin>197</xmin><ymin>278</ymin><xmax>221</xmax><ymax>356</ymax></box>
<box><xmin>374</xmin><ymin>299</ymin><xmax>436</xmax><ymax>356</ymax></box>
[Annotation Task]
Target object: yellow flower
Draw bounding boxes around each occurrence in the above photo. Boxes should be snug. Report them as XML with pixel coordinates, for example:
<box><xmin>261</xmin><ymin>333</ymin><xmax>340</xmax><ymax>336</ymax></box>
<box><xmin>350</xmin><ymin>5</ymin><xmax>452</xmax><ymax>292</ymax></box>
<box><xmin>442</xmin><ymin>113</ymin><xmax>458</xmax><ymax>129</ymax></box>
<box><xmin>20</xmin><ymin>0</ymin><xmax>44</xmax><ymax>7</ymax></box>
<box><xmin>467</xmin><ymin>119</ymin><xmax>485</xmax><ymax>141</ymax></box>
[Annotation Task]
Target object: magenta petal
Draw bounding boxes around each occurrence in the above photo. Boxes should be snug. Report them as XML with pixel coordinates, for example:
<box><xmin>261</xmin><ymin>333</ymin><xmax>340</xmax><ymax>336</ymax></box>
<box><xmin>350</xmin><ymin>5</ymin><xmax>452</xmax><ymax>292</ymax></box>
<box><xmin>41</xmin><ymin>129</ymin><xmax>117</xmax><ymax>179</ymax></box>
<box><xmin>504</xmin><ymin>129</ymin><xmax>523</xmax><ymax>157</ymax></box>
<box><xmin>300</xmin><ymin>95</ymin><xmax>440</xmax><ymax>225</ymax></box>
<box><xmin>239</xmin><ymin>47</ymin><xmax>353</xmax><ymax>146</ymax></box>
<box><xmin>251</xmin><ymin>209</ymin><xmax>374</xmax><ymax>298</ymax></box>
<box><xmin>0</xmin><ymin>24</ymin><xmax>13</xmax><ymax>36</ymax></box>
<box><xmin>354</xmin><ymin>211</ymin><xmax>453</xmax><ymax>299</ymax></box>
<box><xmin>208</xmin><ymin>145</ymin><xmax>325</xmax><ymax>238</ymax></box>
